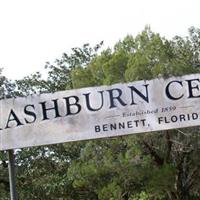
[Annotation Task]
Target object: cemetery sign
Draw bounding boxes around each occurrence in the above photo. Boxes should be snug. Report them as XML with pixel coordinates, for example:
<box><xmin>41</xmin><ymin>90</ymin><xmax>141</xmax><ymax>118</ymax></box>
<box><xmin>1</xmin><ymin>73</ymin><xmax>200</xmax><ymax>150</ymax></box>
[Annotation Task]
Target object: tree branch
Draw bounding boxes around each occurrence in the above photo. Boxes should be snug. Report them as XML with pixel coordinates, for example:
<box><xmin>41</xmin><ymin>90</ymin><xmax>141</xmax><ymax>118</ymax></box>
<box><xmin>185</xmin><ymin>167</ymin><xmax>199</xmax><ymax>190</ymax></box>
<box><xmin>142</xmin><ymin>140</ymin><xmax>164</xmax><ymax>166</ymax></box>
<box><xmin>165</xmin><ymin>131</ymin><xmax>172</xmax><ymax>163</ymax></box>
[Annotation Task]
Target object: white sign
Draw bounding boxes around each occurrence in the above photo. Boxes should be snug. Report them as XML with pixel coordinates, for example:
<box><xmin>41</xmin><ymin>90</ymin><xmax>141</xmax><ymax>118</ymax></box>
<box><xmin>1</xmin><ymin>73</ymin><xmax>200</xmax><ymax>150</ymax></box>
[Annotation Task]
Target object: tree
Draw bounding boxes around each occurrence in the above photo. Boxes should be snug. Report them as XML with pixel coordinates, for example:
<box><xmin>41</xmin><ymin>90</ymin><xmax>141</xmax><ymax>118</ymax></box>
<box><xmin>0</xmin><ymin>69</ymin><xmax>16</xmax><ymax>200</ymax></box>
<box><xmin>63</xmin><ymin>26</ymin><xmax>200</xmax><ymax>200</ymax></box>
<box><xmin>0</xmin><ymin>27</ymin><xmax>200</xmax><ymax>200</ymax></box>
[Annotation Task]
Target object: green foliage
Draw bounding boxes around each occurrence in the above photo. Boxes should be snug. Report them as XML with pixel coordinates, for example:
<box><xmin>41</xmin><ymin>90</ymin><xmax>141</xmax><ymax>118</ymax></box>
<box><xmin>102</xmin><ymin>50</ymin><xmax>128</xmax><ymax>84</ymax></box>
<box><xmin>1</xmin><ymin>27</ymin><xmax>200</xmax><ymax>200</ymax></box>
<box><xmin>71</xmin><ymin>66</ymin><xmax>95</xmax><ymax>89</ymax></box>
<box><xmin>130</xmin><ymin>191</ymin><xmax>149</xmax><ymax>200</ymax></box>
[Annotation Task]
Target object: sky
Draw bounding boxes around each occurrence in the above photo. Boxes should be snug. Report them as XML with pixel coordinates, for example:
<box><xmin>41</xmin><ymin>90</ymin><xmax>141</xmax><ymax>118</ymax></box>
<box><xmin>0</xmin><ymin>0</ymin><xmax>200</xmax><ymax>80</ymax></box>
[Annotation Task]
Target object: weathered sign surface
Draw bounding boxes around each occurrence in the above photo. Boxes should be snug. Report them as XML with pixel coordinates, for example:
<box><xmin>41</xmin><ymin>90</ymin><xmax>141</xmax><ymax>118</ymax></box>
<box><xmin>1</xmin><ymin>73</ymin><xmax>200</xmax><ymax>150</ymax></box>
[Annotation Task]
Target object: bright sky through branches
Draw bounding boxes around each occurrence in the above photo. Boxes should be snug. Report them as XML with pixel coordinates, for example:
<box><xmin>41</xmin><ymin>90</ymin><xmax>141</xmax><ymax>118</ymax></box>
<box><xmin>0</xmin><ymin>0</ymin><xmax>200</xmax><ymax>80</ymax></box>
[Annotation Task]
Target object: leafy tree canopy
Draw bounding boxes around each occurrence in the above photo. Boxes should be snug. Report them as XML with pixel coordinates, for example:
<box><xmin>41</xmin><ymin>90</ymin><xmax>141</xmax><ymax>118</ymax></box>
<box><xmin>0</xmin><ymin>26</ymin><xmax>200</xmax><ymax>200</ymax></box>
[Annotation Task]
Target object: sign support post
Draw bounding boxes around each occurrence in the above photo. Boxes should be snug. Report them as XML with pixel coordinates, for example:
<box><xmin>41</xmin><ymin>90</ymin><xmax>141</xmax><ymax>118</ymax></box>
<box><xmin>8</xmin><ymin>149</ymin><xmax>17</xmax><ymax>200</ymax></box>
